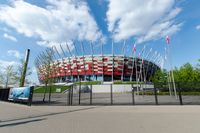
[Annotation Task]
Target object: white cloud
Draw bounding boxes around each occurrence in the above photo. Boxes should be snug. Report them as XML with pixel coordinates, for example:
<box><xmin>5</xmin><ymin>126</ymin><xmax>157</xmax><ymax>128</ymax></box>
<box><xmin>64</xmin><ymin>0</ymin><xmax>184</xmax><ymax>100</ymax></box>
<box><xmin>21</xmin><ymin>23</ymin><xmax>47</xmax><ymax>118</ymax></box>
<box><xmin>0</xmin><ymin>0</ymin><xmax>103</xmax><ymax>48</ymax></box>
<box><xmin>37</xmin><ymin>40</ymin><xmax>74</xmax><ymax>54</ymax></box>
<box><xmin>106</xmin><ymin>0</ymin><xmax>182</xmax><ymax>43</ymax></box>
<box><xmin>196</xmin><ymin>25</ymin><xmax>200</xmax><ymax>30</ymax></box>
<box><xmin>7</xmin><ymin>50</ymin><xmax>22</xmax><ymax>59</ymax></box>
<box><xmin>0</xmin><ymin>60</ymin><xmax>18</xmax><ymax>70</ymax></box>
<box><xmin>3</xmin><ymin>33</ymin><xmax>17</xmax><ymax>42</ymax></box>
<box><xmin>0</xmin><ymin>27</ymin><xmax>11</xmax><ymax>33</ymax></box>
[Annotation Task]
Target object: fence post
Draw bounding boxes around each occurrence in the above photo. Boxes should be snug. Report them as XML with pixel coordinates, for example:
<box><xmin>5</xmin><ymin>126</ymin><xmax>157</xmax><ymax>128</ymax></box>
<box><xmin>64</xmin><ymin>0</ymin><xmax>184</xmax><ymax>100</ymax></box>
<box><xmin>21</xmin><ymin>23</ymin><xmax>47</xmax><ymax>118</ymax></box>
<box><xmin>154</xmin><ymin>84</ymin><xmax>158</xmax><ymax>105</ymax></box>
<box><xmin>71</xmin><ymin>85</ymin><xmax>73</xmax><ymax>105</ymax></box>
<box><xmin>111</xmin><ymin>84</ymin><xmax>113</xmax><ymax>105</ymax></box>
<box><xmin>131</xmin><ymin>84</ymin><xmax>135</xmax><ymax>105</ymax></box>
<box><xmin>79</xmin><ymin>83</ymin><xmax>81</xmax><ymax>105</ymax></box>
<box><xmin>68</xmin><ymin>87</ymin><xmax>71</xmax><ymax>106</ymax></box>
<box><xmin>28</xmin><ymin>87</ymin><xmax>34</xmax><ymax>106</ymax></box>
<box><xmin>90</xmin><ymin>84</ymin><xmax>92</xmax><ymax>105</ymax></box>
<box><xmin>178</xmin><ymin>82</ymin><xmax>183</xmax><ymax>105</ymax></box>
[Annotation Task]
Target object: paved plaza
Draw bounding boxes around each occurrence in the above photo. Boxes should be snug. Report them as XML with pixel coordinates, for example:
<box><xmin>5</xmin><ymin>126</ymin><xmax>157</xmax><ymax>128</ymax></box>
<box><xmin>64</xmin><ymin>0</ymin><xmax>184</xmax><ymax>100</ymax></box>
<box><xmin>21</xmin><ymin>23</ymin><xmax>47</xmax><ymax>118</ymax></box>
<box><xmin>1</xmin><ymin>101</ymin><xmax>200</xmax><ymax>133</ymax></box>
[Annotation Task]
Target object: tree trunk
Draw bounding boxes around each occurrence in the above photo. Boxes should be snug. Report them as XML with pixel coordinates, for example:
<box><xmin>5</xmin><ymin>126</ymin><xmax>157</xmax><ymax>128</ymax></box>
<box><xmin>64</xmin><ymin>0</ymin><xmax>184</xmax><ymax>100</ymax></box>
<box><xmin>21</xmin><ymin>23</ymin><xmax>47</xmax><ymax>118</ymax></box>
<box><xmin>5</xmin><ymin>76</ymin><xmax>8</xmax><ymax>88</ymax></box>
<box><xmin>43</xmin><ymin>83</ymin><xmax>47</xmax><ymax>102</ymax></box>
<box><xmin>49</xmin><ymin>85</ymin><xmax>52</xmax><ymax>103</ymax></box>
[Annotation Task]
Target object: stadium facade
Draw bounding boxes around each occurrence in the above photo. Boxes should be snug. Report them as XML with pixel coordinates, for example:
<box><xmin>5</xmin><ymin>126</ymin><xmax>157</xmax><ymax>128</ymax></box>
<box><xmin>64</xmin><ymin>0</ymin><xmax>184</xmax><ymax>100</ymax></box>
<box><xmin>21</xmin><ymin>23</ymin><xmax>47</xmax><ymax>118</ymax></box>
<box><xmin>37</xmin><ymin>54</ymin><xmax>160</xmax><ymax>83</ymax></box>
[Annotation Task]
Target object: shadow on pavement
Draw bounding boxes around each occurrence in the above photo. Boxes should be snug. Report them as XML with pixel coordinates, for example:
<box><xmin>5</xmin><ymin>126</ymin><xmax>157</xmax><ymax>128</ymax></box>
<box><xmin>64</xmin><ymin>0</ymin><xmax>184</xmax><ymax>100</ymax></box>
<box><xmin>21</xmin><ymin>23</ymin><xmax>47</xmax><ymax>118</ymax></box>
<box><xmin>0</xmin><ymin>118</ymin><xmax>46</xmax><ymax>128</ymax></box>
<box><xmin>0</xmin><ymin>106</ymin><xmax>99</xmax><ymax>124</ymax></box>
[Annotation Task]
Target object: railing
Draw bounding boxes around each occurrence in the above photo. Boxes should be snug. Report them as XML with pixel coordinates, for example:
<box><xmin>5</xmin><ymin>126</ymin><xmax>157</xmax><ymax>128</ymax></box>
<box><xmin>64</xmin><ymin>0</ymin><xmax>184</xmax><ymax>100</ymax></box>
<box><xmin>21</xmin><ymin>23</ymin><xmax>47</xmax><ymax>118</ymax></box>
<box><xmin>31</xmin><ymin>82</ymin><xmax>200</xmax><ymax>105</ymax></box>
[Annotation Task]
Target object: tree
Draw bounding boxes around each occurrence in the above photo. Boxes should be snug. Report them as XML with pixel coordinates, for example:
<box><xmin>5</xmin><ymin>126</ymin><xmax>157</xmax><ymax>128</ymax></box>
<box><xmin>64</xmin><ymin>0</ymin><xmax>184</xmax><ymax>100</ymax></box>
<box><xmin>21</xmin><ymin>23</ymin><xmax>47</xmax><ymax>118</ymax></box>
<box><xmin>151</xmin><ymin>69</ymin><xmax>168</xmax><ymax>83</ymax></box>
<box><xmin>35</xmin><ymin>48</ymin><xmax>56</xmax><ymax>102</ymax></box>
<box><xmin>1</xmin><ymin>65</ymin><xmax>18</xmax><ymax>88</ymax></box>
<box><xmin>178</xmin><ymin>63</ymin><xmax>196</xmax><ymax>82</ymax></box>
<box><xmin>196</xmin><ymin>59</ymin><xmax>200</xmax><ymax>74</ymax></box>
<box><xmin>15</xmin><ymin>59</ymin><xmax>32</xmax><ymax>86</ymax></box>
<box><xmin>0</xmin><ymin>72</ymin><xmax>3</xmax><ymax>88</ymax></box>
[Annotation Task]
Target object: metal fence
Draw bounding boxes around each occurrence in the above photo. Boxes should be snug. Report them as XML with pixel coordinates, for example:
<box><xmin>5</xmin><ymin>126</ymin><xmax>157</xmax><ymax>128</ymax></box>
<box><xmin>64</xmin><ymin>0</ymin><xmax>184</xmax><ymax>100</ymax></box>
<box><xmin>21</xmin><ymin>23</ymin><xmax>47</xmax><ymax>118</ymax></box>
<box><xmin>31</xmin><ymin>82</ymin><xmax>200</xmax><ymax>106</ymax></box>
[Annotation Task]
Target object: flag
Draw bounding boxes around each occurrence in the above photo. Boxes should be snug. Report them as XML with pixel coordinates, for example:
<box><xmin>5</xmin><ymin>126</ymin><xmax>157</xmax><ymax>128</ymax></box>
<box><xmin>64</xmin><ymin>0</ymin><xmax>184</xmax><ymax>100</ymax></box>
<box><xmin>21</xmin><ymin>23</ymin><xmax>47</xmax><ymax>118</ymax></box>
<box><xmin>166</xmin><ymin>35</ymin><xmax>170</xmax><ymax>44</ymax></box>
<box><xmin>142</xmin><ymin>59</ymin><xmax>144</xmax><ymax>64</ymax></box>
<box><xmin>138</xmin><ymin>52</ymin><xmax>141</xmax><ymax>58</ymax></box>
<box><xmin>133</xmin><ymin>44</ymin><xmax>136</xmax><ymax>53</ymax></box>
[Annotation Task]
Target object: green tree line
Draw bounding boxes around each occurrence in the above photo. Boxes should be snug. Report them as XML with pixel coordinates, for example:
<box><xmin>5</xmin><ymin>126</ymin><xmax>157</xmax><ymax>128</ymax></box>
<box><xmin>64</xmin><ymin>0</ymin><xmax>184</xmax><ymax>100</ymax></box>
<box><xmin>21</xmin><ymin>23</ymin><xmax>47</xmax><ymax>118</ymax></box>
<box><xmin>151</xmin><ymin>59</ymin><xmax>200</xmax><ymax>91</ymax></box>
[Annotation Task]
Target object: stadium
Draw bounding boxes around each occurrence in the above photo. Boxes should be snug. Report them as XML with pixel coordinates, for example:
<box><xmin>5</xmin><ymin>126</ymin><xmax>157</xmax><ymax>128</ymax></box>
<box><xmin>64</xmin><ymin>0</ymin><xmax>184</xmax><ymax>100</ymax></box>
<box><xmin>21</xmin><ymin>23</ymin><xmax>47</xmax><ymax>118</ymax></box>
<box><xmin>37</xmin><ymin>54</ymin><xmax>160</xmax><ymax>83</ymax></box>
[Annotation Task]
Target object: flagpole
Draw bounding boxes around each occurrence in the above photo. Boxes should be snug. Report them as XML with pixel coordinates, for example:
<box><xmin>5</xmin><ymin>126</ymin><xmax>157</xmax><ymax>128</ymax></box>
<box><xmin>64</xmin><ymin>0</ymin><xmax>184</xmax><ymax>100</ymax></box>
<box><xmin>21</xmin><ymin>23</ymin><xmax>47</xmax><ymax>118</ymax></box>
<box><xmin>72</xmin><ymin>42</ymin><xmax>80</xmax><ymax>82</ymax></box>
<box><xmin>138</xmin><ymin>46</ymin><xmax>145</xmax><ymax>94</ymax></box>
<box><xmin>121</xmin><ymin>40</ymin><xmax>126</xmax><ymax>81</ymax></box>
<box><xmin>149</xmin><ymin>51</ymin><xmax>158</xmax><ymax>80</ymax></box>
<box><xmin>58</xmin><ymin>44</ymin><xmax>68</xmax><ymax>82</ymax></box>
<box><xmin>135</xmin><ymin>45</ymin><xmax>139</xmax><ymax>95</ymax></box>
<box><xmin>144</xmin><ymin>48</ymin><xmax>152</xmax><ymax>82</ymax></box>
<box><xmin>164</xmin><ymin>47</ymin><xmax>172</xmax><ymax>96</ymax></box>
<box><xmin>140</xmin><ymin>46</ymin><xmax>146</xmax><ymax>96</ymax></box>
<box><xmin>146</xmin><ymin>50</ymin><xmax>155</xmax><ymax>82</ymax></box>
<box><xmin>66</xmin><ymin>43</ymin><xmax>73</xmax><ymax>82</ymax></box>
<box><xmin>112</xmin><ymin>40</ymin><xmax>114</xmax><ymax>82</ymax></box>
<box><xmin>81</xmin><ymin>42</ymin><xmax>86</xmax><ymax>81</ymax></box>
<box><xmin>90</xmin><ymin>42</ymin><xmax>94</xmax><ymax>81</ymax></box>
<box><xmin>166</xmin><ymin>36</ymin><xmax>177</xmax><ymax>98</ymax></box>
<box><xmin>130</xmin><ymin>43</ymin><xmax>136</xmax><ymax>81</ymax></box>
<box><xmin>101</xmin><ymin>42</ymin><xmax>104</xmax><ymax>82</ymax></box>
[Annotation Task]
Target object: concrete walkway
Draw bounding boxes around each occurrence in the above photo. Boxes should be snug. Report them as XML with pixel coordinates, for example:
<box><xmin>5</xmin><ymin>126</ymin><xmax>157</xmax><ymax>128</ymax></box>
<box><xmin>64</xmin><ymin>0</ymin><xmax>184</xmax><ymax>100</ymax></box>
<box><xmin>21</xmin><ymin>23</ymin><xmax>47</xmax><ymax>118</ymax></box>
<box><xmin>1</xmin><ymin>101</ymin><xmax>200</xmax><ymax>133</ymax></box>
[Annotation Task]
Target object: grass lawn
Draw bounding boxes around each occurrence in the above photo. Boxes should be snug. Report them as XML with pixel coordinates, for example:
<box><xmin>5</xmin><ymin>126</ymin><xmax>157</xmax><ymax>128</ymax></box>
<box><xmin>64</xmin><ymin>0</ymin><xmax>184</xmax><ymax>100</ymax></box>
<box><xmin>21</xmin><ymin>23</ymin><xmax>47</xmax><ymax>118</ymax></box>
<box><xmin>138</xmin><ymin>91</ymin><xmax>200</xmax><ymax>96</ymax></box>
<box><xmin>34</xmin><ymin>86</ymin><xmax>71</xmax><ymax>93</ymax></box>
<box><xmin>114</xmin><ymin>81</ymin><xmax>144</xmax><ymax>84</ymax></box>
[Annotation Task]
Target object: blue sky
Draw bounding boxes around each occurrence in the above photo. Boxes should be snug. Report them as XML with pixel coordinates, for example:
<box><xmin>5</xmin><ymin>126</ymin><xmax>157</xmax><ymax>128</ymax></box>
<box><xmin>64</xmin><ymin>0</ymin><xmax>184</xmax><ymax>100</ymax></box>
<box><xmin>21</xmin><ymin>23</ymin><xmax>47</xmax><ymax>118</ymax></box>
<box><xmin>0</xmin><ymin>0</ymin><xmax>200</xmax><ymax>84</ymax></box>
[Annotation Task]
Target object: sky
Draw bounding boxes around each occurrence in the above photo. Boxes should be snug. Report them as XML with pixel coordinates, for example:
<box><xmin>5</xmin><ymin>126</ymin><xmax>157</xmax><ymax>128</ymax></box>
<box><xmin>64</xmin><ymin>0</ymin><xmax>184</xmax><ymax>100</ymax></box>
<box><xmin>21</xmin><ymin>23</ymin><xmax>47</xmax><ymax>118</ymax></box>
<box><xmin>0</xmin><ymin>0</ymin><xmax>200</xmax><ymax>84</ymax></box>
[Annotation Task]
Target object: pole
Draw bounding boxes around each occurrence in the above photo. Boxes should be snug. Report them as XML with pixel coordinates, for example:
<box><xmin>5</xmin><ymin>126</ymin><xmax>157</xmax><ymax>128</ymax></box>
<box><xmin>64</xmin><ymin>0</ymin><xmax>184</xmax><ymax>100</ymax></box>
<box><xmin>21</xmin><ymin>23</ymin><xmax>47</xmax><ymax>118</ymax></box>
<box><xmin>130</xmin><ymin>43</ymin><xmax>135</xmax><ymax>81</ymax></box>
<box><xmin>121</xmin><ymin>40</ymin><xmax>126</xmax><ymax>81</ymax></box>
<box><xmin>138</xmin><ymin>46</ymin><xmax>145</xmax><ymax>94</ymax></box>
<box><xmin>20</xmin><ymin>49</ymin><xmax>30</xmax><ymax>87</ymax></box>
<box><xmin>81</xmin><ymin>42</ymin><xmax>86</xmax><ymax>81</ymax></box>
<box><xmin>135</xmin><ymin>47</ymin><xmax>138</xmax><ymax>94</ymax></box>
<box><xmin>110</xmin><ymin>84</ymin><xmax>113</xmax><ymax>105</ymax></box>
<box><xmin>73</xmin><ymin>42</ymin><xmax>80</xmax><ymax>81</ymax></box>
<box><xmin>90</xmin><ymin>84</ymin><xmax>92</xmax><ymax>105</ymax></box>
<box><xmin>90</xmin><ymin>42</ymin><xmax>95</xmax><ymax>81</ymax></box>
<box><xmin>112</xmin><ymin>40</ymin><xmax>114</xmax><ymax>82</ymax></box>
<box><xmin>166</xmin><ymin>36</ymin><xmax>177</xmax><ymax>98</ymax></box>
<box><xmin>131</xmin><ymin>84</ymin><xmax>135</xmax><ymax>105</ymax></box>
<box><xmin>144</xmin><ymin>48</ymin><xmax>152</xmax><ymax>82</ymax></box>
<box><xmin>101</xmin><ymin>42</ymin><xmax>104</xmax><ymax>82</ymax></box>
<box><xmin>59</xmin><ymin>44</ymin><xmax>69</xmax><ymax>82</ymax></box>
<box><xmin>66</xmin><ymin>43</ymin><xmax>73</xmax><ymax>82</ymax></box>
<box><xmin>168</xmin><ymin>71</ymin><xmax>172</xmax><ymax>96</ymax></box>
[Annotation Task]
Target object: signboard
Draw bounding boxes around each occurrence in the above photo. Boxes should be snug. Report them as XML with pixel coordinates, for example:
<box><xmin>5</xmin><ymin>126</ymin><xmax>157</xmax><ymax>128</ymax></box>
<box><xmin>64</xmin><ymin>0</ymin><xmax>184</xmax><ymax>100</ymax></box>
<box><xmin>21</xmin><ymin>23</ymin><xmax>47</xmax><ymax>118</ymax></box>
<box><xmin>8</xmin><ymin>86</ymin><xmax>34</xmax><ymax>103</ymax></box>
<box><xmin>56</xmin><ymin>88</ymin><xmax>61</xmax><ymax>93</ymax></box>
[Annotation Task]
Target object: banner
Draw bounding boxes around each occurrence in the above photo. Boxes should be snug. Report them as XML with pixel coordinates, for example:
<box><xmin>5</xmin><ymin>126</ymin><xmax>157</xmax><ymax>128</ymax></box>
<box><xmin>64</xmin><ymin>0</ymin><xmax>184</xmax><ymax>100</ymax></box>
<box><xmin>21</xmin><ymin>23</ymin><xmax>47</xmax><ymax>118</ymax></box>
<box><xmin>8</xmin><ymin>86</ymin><xmax>34</xmax><ymax>102</ymax></box>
